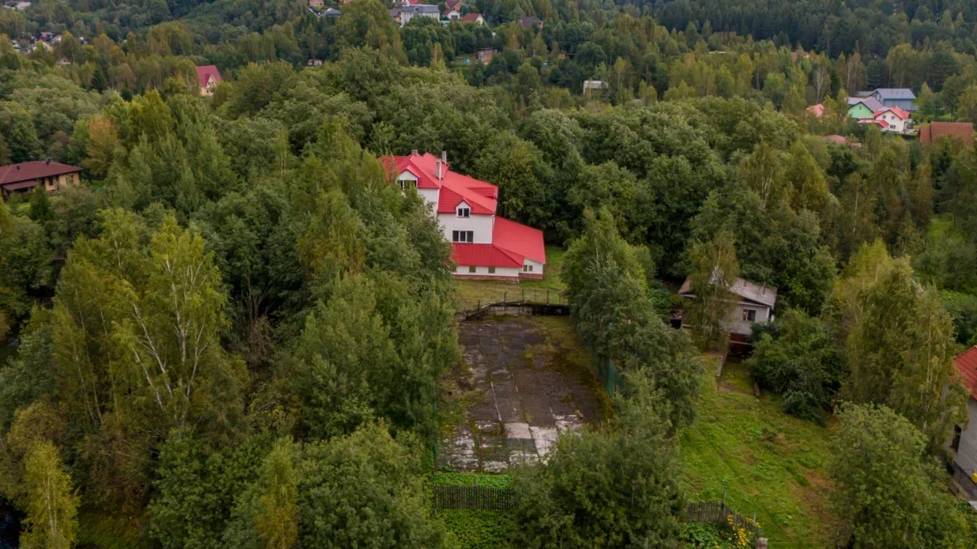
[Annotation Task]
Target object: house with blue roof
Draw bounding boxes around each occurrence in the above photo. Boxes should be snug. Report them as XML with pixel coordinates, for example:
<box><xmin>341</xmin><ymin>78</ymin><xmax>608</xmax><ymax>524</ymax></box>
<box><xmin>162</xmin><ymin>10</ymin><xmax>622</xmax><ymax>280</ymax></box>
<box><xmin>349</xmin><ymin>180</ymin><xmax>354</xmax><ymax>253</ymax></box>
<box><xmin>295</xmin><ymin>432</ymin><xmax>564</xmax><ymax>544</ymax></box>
<box><xmin>857</xmin><ymin>88</ymin><xmax>917</xmax><ymax>112</ymax></box>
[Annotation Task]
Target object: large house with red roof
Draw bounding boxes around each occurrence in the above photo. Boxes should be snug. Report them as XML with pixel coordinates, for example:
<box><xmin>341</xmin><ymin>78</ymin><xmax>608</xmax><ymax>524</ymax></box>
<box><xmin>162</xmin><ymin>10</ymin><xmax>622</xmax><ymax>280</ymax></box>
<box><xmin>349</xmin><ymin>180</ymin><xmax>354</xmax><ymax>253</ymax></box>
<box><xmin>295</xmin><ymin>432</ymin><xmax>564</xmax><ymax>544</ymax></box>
<box><xmin>382</xmin><ymin>151</ymin><xmax>546</xmax><ymax>280</ymax></box>
<box><xmin>952</xmin><ymin>346</ymin><xmax>977</xmax><ymax>499</ymax></box>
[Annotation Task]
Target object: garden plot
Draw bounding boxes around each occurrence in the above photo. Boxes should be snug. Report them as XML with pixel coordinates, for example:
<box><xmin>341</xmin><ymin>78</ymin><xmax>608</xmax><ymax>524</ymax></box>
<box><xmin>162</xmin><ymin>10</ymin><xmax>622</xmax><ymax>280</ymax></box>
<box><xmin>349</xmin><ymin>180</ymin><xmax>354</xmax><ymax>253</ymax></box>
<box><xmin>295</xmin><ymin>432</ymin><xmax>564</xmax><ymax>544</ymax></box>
<box><xmin>439</xmin><ymin>315</ymin><xmax>606</xmax><ymax>472</ymax></box>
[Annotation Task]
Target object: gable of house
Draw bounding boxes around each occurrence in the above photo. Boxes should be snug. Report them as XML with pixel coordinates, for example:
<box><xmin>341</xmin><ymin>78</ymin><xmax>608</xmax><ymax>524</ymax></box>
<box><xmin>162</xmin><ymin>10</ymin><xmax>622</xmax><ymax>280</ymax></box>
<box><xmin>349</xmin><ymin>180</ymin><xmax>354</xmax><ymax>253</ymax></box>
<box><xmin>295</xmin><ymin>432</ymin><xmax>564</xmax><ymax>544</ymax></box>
<box><xmin>847</xmin><ymin>101</ymin><xmax>875</xmax><ymax>119</ymax></box>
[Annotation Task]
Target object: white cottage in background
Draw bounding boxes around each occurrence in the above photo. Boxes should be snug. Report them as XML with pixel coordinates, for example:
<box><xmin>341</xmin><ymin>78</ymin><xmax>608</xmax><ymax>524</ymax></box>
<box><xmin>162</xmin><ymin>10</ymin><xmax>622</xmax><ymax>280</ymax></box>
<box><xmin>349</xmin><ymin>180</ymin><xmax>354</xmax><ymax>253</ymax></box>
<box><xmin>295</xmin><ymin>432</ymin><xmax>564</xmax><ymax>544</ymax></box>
<box><xmin>382</xmin><ymin>151</ymin><xmax>546</xmax><ymax>280</ymax></box>
<box><xmin>678</xmin><ymin>276</ymin><xmax>777</xmax><ymax>344</ymax></box>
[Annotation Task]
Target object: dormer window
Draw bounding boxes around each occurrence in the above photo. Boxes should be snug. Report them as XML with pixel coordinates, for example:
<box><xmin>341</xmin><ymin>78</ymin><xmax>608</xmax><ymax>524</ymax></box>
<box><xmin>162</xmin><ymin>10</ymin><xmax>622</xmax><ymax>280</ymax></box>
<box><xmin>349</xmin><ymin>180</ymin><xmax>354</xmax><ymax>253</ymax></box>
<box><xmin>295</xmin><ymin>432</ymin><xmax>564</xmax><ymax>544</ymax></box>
<box><xmin>457</xmin><ymin>205</ymin><xmax>470</xmax><ymax>218</ymax></box>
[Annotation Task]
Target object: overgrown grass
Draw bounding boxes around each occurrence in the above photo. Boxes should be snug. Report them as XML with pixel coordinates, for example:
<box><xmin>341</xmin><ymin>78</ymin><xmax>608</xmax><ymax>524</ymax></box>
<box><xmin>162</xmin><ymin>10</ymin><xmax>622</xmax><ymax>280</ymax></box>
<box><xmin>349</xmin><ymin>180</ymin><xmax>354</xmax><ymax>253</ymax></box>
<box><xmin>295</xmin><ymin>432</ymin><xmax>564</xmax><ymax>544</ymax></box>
<box><xmin>433</xmin><ymin>471</ymin><xmax>512</xmax><ymax>488</ymax></box>
<box><xmin>440</xmin><ymin>509</ymin><xmax>515</xmax><ymax>549</ymax></box>
<box><xmin>679</xmin><ymin>358</ymin><xmax>838</xmax><ymax>547</ymax></box>
<box><xmin>453</xmin><ymin>246</ymin><xmax>566</xmax><ymax>311</ymax></box>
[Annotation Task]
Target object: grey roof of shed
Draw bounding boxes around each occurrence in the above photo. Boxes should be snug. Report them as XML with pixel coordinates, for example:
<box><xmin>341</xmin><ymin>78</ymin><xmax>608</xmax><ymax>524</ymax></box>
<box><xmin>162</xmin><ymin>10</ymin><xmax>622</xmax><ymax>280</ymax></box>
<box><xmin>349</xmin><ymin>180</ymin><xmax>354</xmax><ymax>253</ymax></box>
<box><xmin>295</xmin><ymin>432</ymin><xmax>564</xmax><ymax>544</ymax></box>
<box><xmin>678</xmin><ymin>276</ymin><xmax>778</xmax><ymax>308</ymax></box>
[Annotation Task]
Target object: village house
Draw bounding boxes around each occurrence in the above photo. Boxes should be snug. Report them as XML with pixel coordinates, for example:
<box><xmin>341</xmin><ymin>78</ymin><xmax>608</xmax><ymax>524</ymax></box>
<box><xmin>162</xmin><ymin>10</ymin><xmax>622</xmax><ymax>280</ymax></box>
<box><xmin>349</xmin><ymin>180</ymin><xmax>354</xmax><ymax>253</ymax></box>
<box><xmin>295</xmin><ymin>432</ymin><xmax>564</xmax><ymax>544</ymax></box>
<box><xmin>444</xmin><ymin>0</ymin><xmax>462</xmax><ymax>20</ymax></box>
<box><xmin>847</xmin><ymin>95</ymin><xmax>914</xmax><ymax>135</ymax></box>
<box><xmin>476</xmin><ymin>48</ymin><xmax>495</xmax><ymax>64</ymax></box>
<box><xmin>582</xmin><ymin>79</ymin><xmax>607</xmax><ymax>95</ymax></box>
<box><xmin>307</xmin><ymin>0</ymin><xmax>324</xmax><ymax>9</ymax></box>
<box><xmin>806</xmin><ymin>103</ymin><xmax>825</xmax><ymax>118</ymax></box>
<box><xmin>460</xmin><ymin>12</ymin><xmax>484</xmax><ymax>24</ymax></box>
<box><xmin>195</xmin><ymin>65</ymin><xmax>222</xmax><ymax>96</ymax></box>
<box><xmin>0</xmin><ymin>160</ymin><xmax>81</xmax><ymax>199</ymax></box>
<box><xmin>846</xmin><ymin>96</ymin><xmax>885</xmax><ymax>120</ymax></box>
<box><xmin>875</xmin><ymin>106</ymin><xmax>911</xmax><ymax>133</ymax></box>
<box><xmin>382</xmin><ymin>151</ymin><xmax>546</xmax><ymax>280</ymax></box>
<box><xmin>677</xmin><ymin>276</ymin><xmax>777</xmax><ymax>345</ymax></box>
<box><xmin>390</xmin><ymin>0</ymin><xmax>439</xmax><ymax>26</ymax></box>
<box><xmin>856</xmin><ymin>88</ymin><xmax>917</xmax><ymax>112</ymax></box>
<box><xmin>951</xmin><ymin>347</ymin><xmax>977</xmax><ymax>500</ymax></box>
<box><xmin>919</xmin><ymin>122</ymin><xmax>974</xmax><ymax>147</ymax></box>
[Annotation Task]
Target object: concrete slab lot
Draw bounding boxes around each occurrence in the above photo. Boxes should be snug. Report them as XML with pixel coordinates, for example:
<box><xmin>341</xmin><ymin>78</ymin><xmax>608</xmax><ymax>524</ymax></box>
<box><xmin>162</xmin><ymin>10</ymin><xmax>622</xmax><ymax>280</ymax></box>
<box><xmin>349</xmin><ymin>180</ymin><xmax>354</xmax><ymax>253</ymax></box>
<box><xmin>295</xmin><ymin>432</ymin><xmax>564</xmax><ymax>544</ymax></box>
<box><xmin>439</xmin><ymin>315</ymin><xmax>606</xmax><ymax>472</ymax></box>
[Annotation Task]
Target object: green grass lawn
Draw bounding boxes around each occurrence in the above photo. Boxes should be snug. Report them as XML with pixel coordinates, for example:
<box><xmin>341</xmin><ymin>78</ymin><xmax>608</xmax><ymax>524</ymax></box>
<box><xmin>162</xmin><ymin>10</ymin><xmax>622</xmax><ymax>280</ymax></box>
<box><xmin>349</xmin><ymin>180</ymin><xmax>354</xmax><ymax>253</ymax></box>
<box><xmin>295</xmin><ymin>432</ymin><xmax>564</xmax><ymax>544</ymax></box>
<box><xmin>453</xmin><ymin>246</ymin><xmax>566</xmax><ymax>311</ymax></box>
<box><xmin>433</xmin><ymin>472</ymin><xmax>516</xmax><ymax>548</ymax></box>
<box><xmin>679</xmin><ymin>358</ymin><xmax>838</xmax><ymax>548</ymax></box>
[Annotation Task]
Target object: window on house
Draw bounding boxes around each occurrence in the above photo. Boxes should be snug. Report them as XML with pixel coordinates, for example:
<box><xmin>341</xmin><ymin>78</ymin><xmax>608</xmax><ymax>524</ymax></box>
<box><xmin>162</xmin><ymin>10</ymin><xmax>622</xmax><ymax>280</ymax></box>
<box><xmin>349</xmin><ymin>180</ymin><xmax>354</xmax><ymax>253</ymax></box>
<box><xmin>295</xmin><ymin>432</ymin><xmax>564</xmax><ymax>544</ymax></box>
<box><xmin>523</xmin><ymin>264</ymin><xmax>533</xmax><ymax>272</ymax></box>
<box><xmin>398</xmin><ymin>179</ymin><xmax>417</xmax><ymax>191</ymax></box>
<box><xmin>468</xmin><ymin>265</ymin><xmax>476</xmax><ymax>273</ymax></box>
<box><xmin>451</xmin><ymin>230</ymin><xmax>474</xmax><ymax>243</ymax></box>
<box><xmin>488</xmin><ymin>266</ymin><xmax>496</xmax><ymax>274</ymax></box>
<box><xmin>457</xmin><ymin>206</ymin><xmax>470</xmax><ymax>218</ymax></box>
<box><xmin>742</xmin><ymin>309</ymin><xmax>757</xmax><ymax>322</ymax></box>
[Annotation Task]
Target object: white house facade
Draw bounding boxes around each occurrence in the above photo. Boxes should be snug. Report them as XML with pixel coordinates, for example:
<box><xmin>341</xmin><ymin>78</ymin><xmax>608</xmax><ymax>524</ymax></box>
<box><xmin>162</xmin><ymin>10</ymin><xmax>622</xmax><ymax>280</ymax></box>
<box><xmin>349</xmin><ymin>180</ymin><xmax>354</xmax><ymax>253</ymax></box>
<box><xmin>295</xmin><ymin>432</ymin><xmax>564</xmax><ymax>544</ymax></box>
<box><xmin>383</xmin><ymin>151</ymin><xmax>546</xmax><ymax>280</ymax></box>
<box><xmin>678</xmin><ymin>276</ymin><xmax>778</xmax><ymax>344</ymax></box>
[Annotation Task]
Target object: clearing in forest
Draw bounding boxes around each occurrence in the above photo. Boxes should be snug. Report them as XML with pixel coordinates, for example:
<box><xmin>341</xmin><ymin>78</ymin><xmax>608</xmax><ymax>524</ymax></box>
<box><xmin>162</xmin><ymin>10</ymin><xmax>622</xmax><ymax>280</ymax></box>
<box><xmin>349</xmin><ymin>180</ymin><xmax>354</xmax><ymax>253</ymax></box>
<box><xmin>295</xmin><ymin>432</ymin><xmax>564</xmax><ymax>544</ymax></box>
<box><xmin>680</xmin><ymin>358</ymin><xmax>840</xmax><ymax>547</ymax></box>
<box><xmin>439</xmin><ymin>315</ymin><xmax>607</xmax><ymax>472</ymax></box>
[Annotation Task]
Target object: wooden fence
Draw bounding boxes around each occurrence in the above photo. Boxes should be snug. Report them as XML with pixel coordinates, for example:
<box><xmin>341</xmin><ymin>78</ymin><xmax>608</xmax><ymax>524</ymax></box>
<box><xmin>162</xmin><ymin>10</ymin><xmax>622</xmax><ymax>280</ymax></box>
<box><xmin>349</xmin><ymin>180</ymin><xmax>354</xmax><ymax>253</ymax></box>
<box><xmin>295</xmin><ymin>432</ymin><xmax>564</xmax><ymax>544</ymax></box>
<box><xmin>459</xmin><ymin>290</ymin><xmax>571</xmax><ymax>321</ymax></box>
<box><xmin>686</xmin><ymin>501</ymin><xmax>762</xmax><ymax>537</ymax></box>
<box><xmin>432</xmin><ymin>485</ymin><xmax>515</xmax><ymax>512</ymax></box>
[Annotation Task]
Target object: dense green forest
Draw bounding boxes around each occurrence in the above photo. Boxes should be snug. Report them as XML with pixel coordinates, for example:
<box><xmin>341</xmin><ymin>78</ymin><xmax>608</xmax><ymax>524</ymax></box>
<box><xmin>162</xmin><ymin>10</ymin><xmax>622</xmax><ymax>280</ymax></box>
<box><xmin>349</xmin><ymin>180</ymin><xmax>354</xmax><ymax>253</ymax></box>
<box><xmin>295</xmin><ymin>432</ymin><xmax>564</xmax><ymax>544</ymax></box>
<box><xmin>3</xmin><ymin>0</ymin><xmax>977</xmax><ymax>546</ymax></box>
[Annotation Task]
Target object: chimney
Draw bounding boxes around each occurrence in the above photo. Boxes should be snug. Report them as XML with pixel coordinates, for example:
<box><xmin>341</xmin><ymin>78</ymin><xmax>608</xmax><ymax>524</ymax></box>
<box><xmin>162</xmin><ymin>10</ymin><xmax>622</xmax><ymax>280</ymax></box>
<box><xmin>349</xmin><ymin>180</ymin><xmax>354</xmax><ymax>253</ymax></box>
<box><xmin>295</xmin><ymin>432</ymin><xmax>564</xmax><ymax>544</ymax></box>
<box><xmin>441</xmin><ymin>150</ymin><xmax>447</xmax><ymax>166</ymax></box>
<box><xmin>411</xmin><ymin>149</ymin><xmax>419</xmax><ymax>156</ymax></box>
<box><xmin>435</xmin><ymin>160</ymin><xmax>443</xmax><ymax>181</ymax></box>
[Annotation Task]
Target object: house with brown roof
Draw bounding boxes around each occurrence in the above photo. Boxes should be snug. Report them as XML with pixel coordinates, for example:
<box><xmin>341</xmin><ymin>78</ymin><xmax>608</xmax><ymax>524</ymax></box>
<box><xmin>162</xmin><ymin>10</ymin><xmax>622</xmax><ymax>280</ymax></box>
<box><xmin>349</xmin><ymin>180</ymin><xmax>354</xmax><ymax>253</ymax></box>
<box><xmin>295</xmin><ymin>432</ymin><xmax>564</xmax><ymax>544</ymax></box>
<box><xmin>0</xmin><ymin>160</ymin><xmax>81</xmax><ymax>199</ymax></box>
<box><xmin>678</xmin><ymin>276</ymin><xmax>777</xmax><ymax>345</ymax></box>
<box><xmin>460</xmin><ymin>12</ymin><xmax>483</xmax><ymax>24</ymax></box>
<box><xmin>919</xmin><ymin>122</ymin><xmax>974</xmax><ymax>147</ymax></box>
<box><xmin>952</xmin><ymin>347</ymin><xmax>977</xmax><ymax>499</ymax></box>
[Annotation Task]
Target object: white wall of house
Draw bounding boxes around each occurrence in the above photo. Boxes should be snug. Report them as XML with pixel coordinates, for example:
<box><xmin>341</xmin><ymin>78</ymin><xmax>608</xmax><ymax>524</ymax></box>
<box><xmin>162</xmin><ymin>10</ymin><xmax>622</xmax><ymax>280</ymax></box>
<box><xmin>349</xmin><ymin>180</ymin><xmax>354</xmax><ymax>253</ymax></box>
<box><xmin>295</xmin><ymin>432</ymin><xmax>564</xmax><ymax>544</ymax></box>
<box><xmin>437</xmin><ymin>213</ymin><xmax>494</xmax><ymax>243</ymax></box>
<box><xmin>955</xmin><ymin>399</ymin><xmax>977</xmax><ymax>477</ymax></box>
<box><xmin>522</xmin><ymin>259</ymin><xmax>544</xmax><ymax>276</ymax></box>
<box><xmin>454</xmin><ymin>265</ymin><xmax>521</xmax><ymax>278</ymax></box>
<box><xmin>878</xmin><ymin>112</ymin><xmax>909</xmax><ymax>133</ymax></box>
<box><xmin>728</xmin><ymin>303</ymin><xmax>772</xmax><ymax>337</ymax></box>
<box><xmin>418</xmin><ymin>188</ymin><xmax>439</xmax><ymax>212</ymax></box>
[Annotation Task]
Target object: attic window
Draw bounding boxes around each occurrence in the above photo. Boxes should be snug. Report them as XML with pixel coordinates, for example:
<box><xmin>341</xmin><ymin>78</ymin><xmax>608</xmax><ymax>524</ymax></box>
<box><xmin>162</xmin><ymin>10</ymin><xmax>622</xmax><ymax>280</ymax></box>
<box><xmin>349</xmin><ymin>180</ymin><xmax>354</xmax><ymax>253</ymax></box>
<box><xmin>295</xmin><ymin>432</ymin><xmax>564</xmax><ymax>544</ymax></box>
<box><xmin>457</xmin><ymin>206</ymin><xmax>470</xmax><ymax>218</ymax></box>
<box><xmin>398</xmin><ymin>179</ymin><xmax>417</xmax><ymax>191</ymax></box>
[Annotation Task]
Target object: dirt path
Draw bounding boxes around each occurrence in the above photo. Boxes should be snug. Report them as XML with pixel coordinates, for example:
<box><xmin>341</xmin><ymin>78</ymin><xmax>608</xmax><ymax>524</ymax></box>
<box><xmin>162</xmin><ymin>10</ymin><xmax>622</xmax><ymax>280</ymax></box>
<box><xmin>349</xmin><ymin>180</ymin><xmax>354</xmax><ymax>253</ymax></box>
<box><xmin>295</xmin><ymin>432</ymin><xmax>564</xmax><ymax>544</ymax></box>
<box><xmin>439</xmin><ymin>315</ymin><xmax>604</xmax><ymax>472</ymax></box>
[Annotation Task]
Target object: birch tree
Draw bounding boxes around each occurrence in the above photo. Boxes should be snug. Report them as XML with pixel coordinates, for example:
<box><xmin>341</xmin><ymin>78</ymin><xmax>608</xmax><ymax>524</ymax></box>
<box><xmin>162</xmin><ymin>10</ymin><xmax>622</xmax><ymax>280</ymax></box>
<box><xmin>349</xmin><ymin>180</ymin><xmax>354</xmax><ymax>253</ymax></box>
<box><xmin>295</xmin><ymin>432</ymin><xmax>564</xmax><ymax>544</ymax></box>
<box><xmin>20</xmin><ymin>441</ymin><xmax>79</xmax><ymax>549</ymax></box>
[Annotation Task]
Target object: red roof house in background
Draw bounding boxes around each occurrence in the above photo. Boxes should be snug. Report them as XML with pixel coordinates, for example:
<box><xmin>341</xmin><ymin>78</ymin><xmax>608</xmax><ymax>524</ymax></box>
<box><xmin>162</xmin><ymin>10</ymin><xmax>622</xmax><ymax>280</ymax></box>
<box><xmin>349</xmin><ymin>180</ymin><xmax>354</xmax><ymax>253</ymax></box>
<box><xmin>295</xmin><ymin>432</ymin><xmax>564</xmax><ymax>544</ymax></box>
<box><xmin>382</xmin><ymin>151</ymin><xmax>546</xmax><ymax>280</ymax></box>
<box><xmin>951</xmin><ymin>347</ymin><xmax>977</xmax><ymax>498</ymax></box>
<box><xmin>919</xmin><ymin>122</ymin><xmax>974</xmax><ymax>147</ymax></box>
<box><xmin>0</xmin><ymin>160</ymin><xmax>82</xmax><ymax>199</ymax></box>
<box><xmin>195</xmin><ymin>65</ymin><xmax>222</xmax><ymax>96</ymax></box>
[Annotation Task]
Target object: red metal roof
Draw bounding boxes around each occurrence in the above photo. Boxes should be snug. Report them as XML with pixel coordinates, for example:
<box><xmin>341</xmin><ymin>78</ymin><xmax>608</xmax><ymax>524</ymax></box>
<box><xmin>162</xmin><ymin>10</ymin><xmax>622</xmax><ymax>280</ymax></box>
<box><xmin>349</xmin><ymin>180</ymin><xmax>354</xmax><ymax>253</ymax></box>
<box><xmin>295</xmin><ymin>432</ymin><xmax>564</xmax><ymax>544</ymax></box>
<box><xmin>0</xmin><ymin>161</ymin><xmax>81</xmax><ymax>186</ymax></box>
<box><xmin>195</xmin><ymin>65</ymin><xmax>222</xmax><ymax>89</ymax></box>
<box><xmin>381</xmin><ymin>152</ymin><xmax>498</xmax><ymax>214</ymax></box>
<box><xmin>493</xmin><ymin>216</ymin><xmax>546</xmax><ymax>264</ymax></box>
<box><xmin>874</xmin><ymin>106</ymin><xmax>910</xmax><ymax>121</ymax></box>
<box><xmin>920</xmin><ymin>122</ymin><xmax>974</xmax><ymax>146</ymax></box>
<box><xmin>452</xmin><ymin>243</ymin><xmax>523</xmax><ymax>268</ymax></box>
<box><xmin>955</xmin><ymin>347</ymin><xmax>977</xmax><ymax>400</ymax></box>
